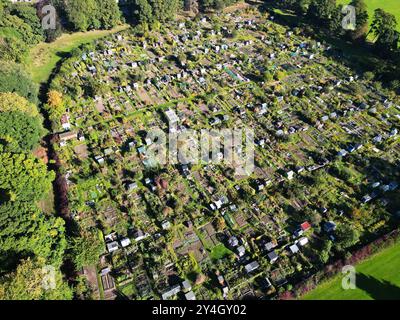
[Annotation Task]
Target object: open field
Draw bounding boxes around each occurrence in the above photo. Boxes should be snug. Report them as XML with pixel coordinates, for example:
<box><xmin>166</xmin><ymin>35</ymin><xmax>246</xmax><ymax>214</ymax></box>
<box><xmin>303</xmin><ymin>240</ymin><xmax>400</xmax><ymax>300</ymax></box>
<box><xmin>26</xmin><ymin>25</ymin><xmax>129</xmax><ymax>84</ymax></box>
<box><xmin>338</xmin><ymin>0</ymin><xmax>400</xmax><ymax>33</ymax></box>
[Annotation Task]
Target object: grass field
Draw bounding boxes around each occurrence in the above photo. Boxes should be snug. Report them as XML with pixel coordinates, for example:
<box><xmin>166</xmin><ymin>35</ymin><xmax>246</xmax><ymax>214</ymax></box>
<box><xmin>338</xmin><ymin>0</ymin><xmax>400</xmax><ymax>33</ymax></box>
<box><xmin>210</xmin><ymin>244</ymin><xmax>234</xmax><ymax>260</ymax></box>
<box><xmin>26</xmin><ymin>25</ymin><xmax>129</xmax><ymax>84</ymax></box>
<box><xmin>302</xmin><ymin>240</ymin><xmax>400</xmax><ymax>300</ymax></box>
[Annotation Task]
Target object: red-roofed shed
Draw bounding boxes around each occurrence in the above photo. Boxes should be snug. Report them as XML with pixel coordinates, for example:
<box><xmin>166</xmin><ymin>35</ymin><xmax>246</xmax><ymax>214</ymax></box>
<box><xmin>301</xmin><ymin>221</ymin><xmax>311</xmax><ymax>231</ymax></box>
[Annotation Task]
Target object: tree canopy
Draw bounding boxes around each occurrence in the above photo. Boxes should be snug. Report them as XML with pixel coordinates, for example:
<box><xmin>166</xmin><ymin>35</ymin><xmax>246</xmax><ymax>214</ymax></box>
<box><xmin>0</xmin><ymin>92</ymin><xmax>39</xmax><ymax>117</ymax></box>
<box><xmin>70</xmin><ymin>230</ymin><xmax>104</xmax><ymax>270</ymax></box>
<box><xmin>0</xmin><ymin>61</ymin><xmax>38</xmax><ymax>103</ymax></box>
<box><xmin>0</xmin><ymin>257</ymin><xmax>72</xmax><ymax>300</ymax></box>
<box><xmin>0</xmin><ymin>152</ymin><xmax>54</xmax><ymax>203</ymax></box>
<box><xmin>64</xmin><ymin>0</ymin><xmax>121</xmax><ymax>31</ymax></box>
<box><xmin>0</xmin><ymin>111</ymin><xmax>44</xmax><ymax>152</ymax></box>
<box><xmin>8</xmin><ymin>3</ymin><xmax>45</xmax><ymax>43</ymax></box>
<box><xmin>128</xmin><ymin>0</ymin><xmax>180</xmax><ymax>25</ymax></box>
<box><xmin>370</xmin><ymin>9</ymin><xmax>399</xmax><ymax>54</ymax></box>
<box><xmin>0</xmin><ymin>202</ymin><xmax>67</xmax><ymax>264</ymax></box>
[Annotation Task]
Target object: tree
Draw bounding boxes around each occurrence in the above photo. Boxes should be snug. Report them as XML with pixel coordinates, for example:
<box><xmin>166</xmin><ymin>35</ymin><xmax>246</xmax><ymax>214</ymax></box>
<box><xmin>308</xmin><ymin>0</ymin><xmax>337</xmax><ymax>28</ymax></box>
<box><xmin>0</xmin><ymin>92</ymin><xmax>39</xmax><ymax>117</ymax></box>
<box><xmin>0</xmin><ymin>111</ymin><xmax>44</xmax><ymax>152</ymax></box>
<box><xmin>129</xmin><ymin>0</ymin><xmax>179</xmax><ymax>25</ymax></box>
<box><xmin>64</xmin><ymin>0</ymin><xmax>97</xmax><ymax>31</ymax></box>
<box><xmin>0</xmin><ymin>152</ymin><xmax>55</xmax><ymax>203</ymax></box>
<box><xmin>295</xmin><ymin>0</ymin><xmax>312</xmax><ymax>15</ymax></box>
<box><xmin>0</xmin><ymin>36</ymin><xmax>29</xmax><ymax>63</ymax></box>
<box><xmin>47</xmin><ymin>90</ymin><xmax>63</xmax><ymax>108</ymax></box>
<box><xmin>274</xmin><ymin>70</ymin><xmax>287</xmax><ymax>81</ymax></box>
<box><xmin>263</xmin><ymin>70</ymin><xmax>274</xmax><ymax>82</ymax></box>
<box><xmin>0</xmin><ymin>257</ymin><xmax>72</xmax><ymax>300</ymax></box>
<box><xmin>318</xmin><ymin>240</ymin><xmax>332</xmax><ymax>264</ymax></box>
<box><xmin>9</xmin><ymin>3</ymin><xmax>45</xmax><ymax>42</ymax></box>
<box><xmin>335</xmin><ymin>223</ymin><xmax>360</xmax><ymax>251</ymax></box>
<box><xmin>0</xmin><ymin>151</ymin><xmax>66</xmax><ymax>266</ymax></box>
<box><xmin>389</xmin><ymin>79</ymin><xmax>400</xmax><ymax>92</ymax></box>
<box><xmin>201</xmin><ymin>0</ymin><xmax>215</xmax><ymax>12</ymax></box>
<box><xmin>0</xmin><ymin>61</ymin><xmax>38</xmax><ymax>103</ymax></box>
<box><xmin>0</xmin><ymin>0</ymin><xmax>5</xmax><ymax>19</ymax></box>
<box><xmin>363</xmin><ymin>71</ymin><xmax>375</xmax><ymax>81</ymax></box>
<box><xmin>327</xmin><ymin>5</ymin><xmax>345</xmax><ymax>35</ymax></box>
<box><xmin>307</xmin><ymin>210</ymin><xmax>322</xmax><ymax>227</ymax></box>
<box><xmin>64</xmin><ymin>0</ymin><xmax>121</xmax><ymax>31</ymax></box>
<box><xmin>0</xmin><ymin>93</ymin><xmax>43</xmax><ymax>153</ymax></box>
<box><xmin>131</xmin><ymin>0</ymin><xmax>155</xmax><ymax>24</ymax></box>
<box><xmin>0</xmin><ymin>202</ymin><xmax>67</xmax><ymax>264</ymax></box>
<box><xmin>370</xmin><ymin>9</ymin><xmax>399</xmax><ymax>54</ymax></box>
<box><xmin>70</xmin><ymin>230</ymin><xmax>104</xmax><ymax>269</ymax></box>
<box><xmin>0</xmin><ymin>13</ymin><xmax>43</xmax><ymax>45</ymax></box>
<box><xmin>45</xmin><ymin>90</ymin><xmax>66</xmax><ymax>124</ymax></box>
<box><xmin>214</xmin><ymin>217</ymin><xmax>226</xmax><ymax>232</ymax></box>
<box><xmin>94</xmin><ymin>0</ymin><xmax>121</xmax><ymax>29</ymax></box>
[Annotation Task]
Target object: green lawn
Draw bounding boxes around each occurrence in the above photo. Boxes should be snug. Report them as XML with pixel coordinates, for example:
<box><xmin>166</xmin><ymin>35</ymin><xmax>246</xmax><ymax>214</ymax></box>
<box><xmin>210</xmin><ymin>243</ymin><xmax>233</xmax><ymax>260</ymax></box>
<box><xmin>338</xmin><ymin>0</ymin><xmax>400</xmax><ymax>33</ymax></box>
<box><xmin>25</xmin><ymin>25</ymin><xmax>129</xmax><ymax>84</ymax></box>
<box><xmin>302</xmin><ymin>240</ymin><xmax>400</xmax><ymax>300</ymax></box>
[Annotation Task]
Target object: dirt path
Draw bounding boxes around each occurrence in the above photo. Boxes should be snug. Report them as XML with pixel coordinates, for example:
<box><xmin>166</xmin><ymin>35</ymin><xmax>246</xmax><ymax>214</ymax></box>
<box><xmin>83</xmin><ymin>266</ymin><xmax>101</xmax><ymax>300</ymax></box>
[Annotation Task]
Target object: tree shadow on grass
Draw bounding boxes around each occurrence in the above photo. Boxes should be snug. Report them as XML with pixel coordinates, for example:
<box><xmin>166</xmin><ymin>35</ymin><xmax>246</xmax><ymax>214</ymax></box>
<box><xmin>357</xmin><ymin>273</ymin><xmax>400</xmax><ymax>300</ymax></box>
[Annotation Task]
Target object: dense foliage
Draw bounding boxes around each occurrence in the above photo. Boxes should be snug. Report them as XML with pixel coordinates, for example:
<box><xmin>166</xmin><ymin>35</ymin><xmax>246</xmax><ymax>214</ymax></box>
<box><xmin>0</xmin><ymin>76</ymin><xmax>43</xmax><ymax>152</ymax></box>
<box><xmin>200</xmin><ymin>0</ymin><xmax>241</xmax><ymax>11</ymax></box>
<box><xmin>0</xmin><ymin>257</ymin><xmax>73</xmax><ymax>300</ymax></box>
<box><xmin>70</xmin><ymin>230</ymin><xmax>104</xmax><ymax>269</ymax></box>
<box><xmin>268</xmin><ymin>0</ymin><xmax>399</xmax><ymax>52</ymax></box>
<box><xmin>265</xmin><ymin>0</ymin><xmax>400</xmax><ymax>88</ymax></box>
<box><xmin>63</xmin><ymin>0</ymin><xmax>121</xmax><ymax>31</ymax></box>
<box><xmin>370</xmin><ymin>8</ymin><xmax>400</xmax><ymax>54</ymax></box>
<box><xmin>0</xmin><ymin>149</ymin><xmax>70</xmax><ymax>298</ymax></box>
<box><xmin>127</xmin><ymin>0</ymin><xmax>180</xmax><ymax>25</ymax></box>
<box><xmin>0</xmin><ymin>42</ymin><xmax>70</xmax><ymax>297</ymax></box>
<box><xmin>0</xmin><ymin>0</ymin><xmax>122</xmax><ymax>59</ymax></box>
<box><xmin>0</xmin><ymin>0</ymin><xmax>399</xmax><ymax>301</ymax></box>
<box><xmin>0</xmin><ymin>2</ymin><xmax>44</xmax><ymax>62</ymax></box>
<box><xmin>0</xmin><ymin>61</ymin><xmax>38</xmax><ymax>103</ymax></box>
<box><xmin>7</xmin><ymin>2</ymin><xmax>45</xmax><ymax>44</ymax></box>
<box><xmin>0</xmin><ymin>202</ymin><xmax>67</xmax><ymax>263</ymax></box>
<box><xmin>0</xmin><ymin>152</ymin><xmax>54</xmax><ymax>203</ymax></box>
<box><xmin>0</xmin><ymin>111</ymin><xmax>44</xmax><ymax>152</ymax></box>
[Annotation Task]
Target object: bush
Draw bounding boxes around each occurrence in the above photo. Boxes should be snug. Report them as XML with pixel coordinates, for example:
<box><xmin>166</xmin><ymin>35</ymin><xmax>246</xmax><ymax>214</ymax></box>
<box><xmin>363</xmin><ymin>71</ymin><xmax>375</xmax><ymax>81</ymax></box>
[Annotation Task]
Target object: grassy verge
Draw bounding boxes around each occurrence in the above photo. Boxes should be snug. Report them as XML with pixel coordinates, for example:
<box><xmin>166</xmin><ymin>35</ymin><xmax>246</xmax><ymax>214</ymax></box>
<box><xmin>210</xmin><ymin>243</ymin><xmax>234</xmax><ymax>260</ymax></box>
<box><xmin>26</xmin><ymin>25</ymin><xmax>129</xmax><ymax>85</ymax></box>
<box><xmin>302</xmin><ymin>240</ymin><xmax>400</xmax><ymax>300</ymax></box>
